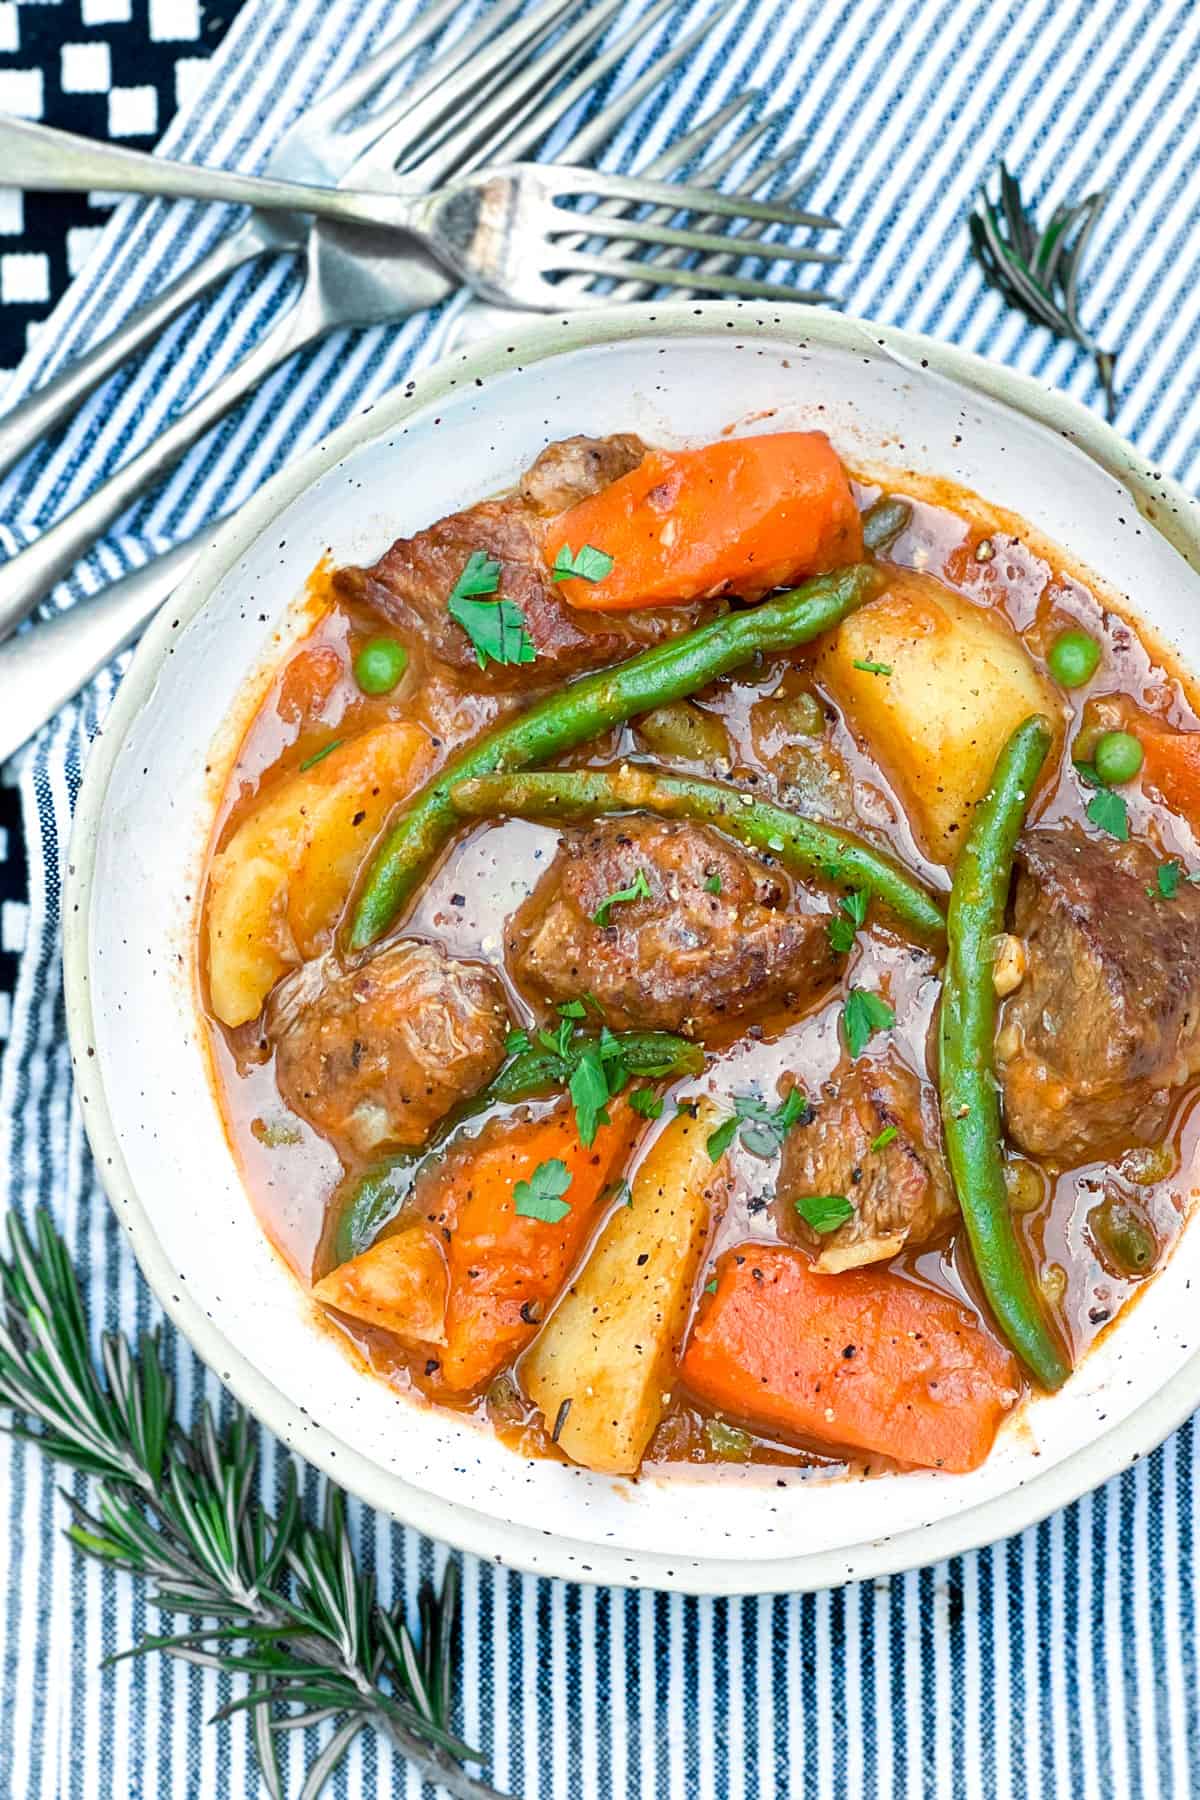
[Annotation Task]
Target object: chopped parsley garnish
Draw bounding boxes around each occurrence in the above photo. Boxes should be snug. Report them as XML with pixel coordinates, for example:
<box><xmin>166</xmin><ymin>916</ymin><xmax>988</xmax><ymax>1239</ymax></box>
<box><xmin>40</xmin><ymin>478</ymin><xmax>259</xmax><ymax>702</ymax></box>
<box><xmin>1085</xmin><ymin>786</ymin><xmax>1130</xmax><ymax>841</ymax></box>
<box><xmin>298</xmin><ymin>738</ymin><xmax>343</xmax><ymax>771</ymax></box>
<box><xmin>568</xmin><ymin>1042</ymin><xmax>612</xmax><ymax>1147</ymax></box>
<box><xmin>704</xmin><ymin>872</ymin><xmax>723</xmax><ymax>895</ymax></box>
<box><xmin>829</xmin><ymin>887</ymin><xmax>869</xmax><ymax>955</ymax></box>
<box><xmin>513</xmin><ymin>1158</ymin><xmax>573</xmax><ymax>1224</ymax></box>
<box><xmin>505</xmin><ymin>1028</ymin><xmax>532</xmax><ymax>1056</ymax></box>
<box><xmin>842</xmin><ymin>988</ymin><xmax>895</xmax><ymax>1059</ymax></box>
<box><xmin>1153</xmin><ymin>860</ymin><xmax>1182</xmax><ymax>899</ymax></box>
<box><xmin>852</xmin><ymin>658</ymin><xmax>892</xmax><ymax>676</ymax></box>
<box><xmin>706</xmin><ymin>1087</ymin><xmax>809</xmax><ymax>1163</ymax></box>
<box><xmin>870</xmin><ymin>1125</ymin><xmax>899</xmax><ymax>1152</ymax></box>
<box><xmin>1074</xmin><ymin>758</ymin><xmax>1130</xmax><ymax>842</ymax></box>
<box><xmin>551</xmin><ymin>542</ymin><xmax>614</xmax><ymax>584</ymax></box>
<box><xmin>629</xmin><ymin>1087</ymin><xmax>664</xmax><ymax>1120</ymax></box>
<box><xmin>447</xmin><ymin>550</ymin><xmax>535</xmax><ymax>669</ymax></box>
<box><xmin>537</xmin><ymin>1016</ymin><xmax>577</xmax><ymax>1060</ymax></box>
<box><xmin>703</xmin><ymin>1275</ymin><xmax>719</xmax><ymax>1295</ymax></box>
<box><xmin>593</xmin><ymin>867</ymin><xmax>652</xmax><ymax>926</ymax></box>
<box><xmin>557</xmin><ymin>999</ymin><xmax>588</xmax><ymax>1019</ymax></box>
<box><xmin>795</xmin><ymin>1194</ymin><xmax>855</xmax><ymax>1233</ymax></box>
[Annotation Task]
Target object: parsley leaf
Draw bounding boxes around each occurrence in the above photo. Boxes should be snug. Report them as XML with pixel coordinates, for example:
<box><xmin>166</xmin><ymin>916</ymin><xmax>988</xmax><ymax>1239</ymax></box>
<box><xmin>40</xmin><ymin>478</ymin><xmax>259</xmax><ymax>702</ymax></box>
<box><xmin>706</xmin><ymin>1087</ymin><xmax>809</xmax><ymax>1162</ymax></box>
<box><xmin>842</xmin><ymin>988</ymin><xmax>895</xmax><ymax>1059</ymax></box>
<box><xmin>593</xmin><ymin>867</ymin><xmax>652</xmax><ymax>926</ymax></box>
<box><xmin>870</xmin><ymin>1125</ymin><xmax>899</xmax><ymax>1152</ymax></box>
<box><xmin>704</xmin><ymin>1276</ymin><xmax>719</xmax><ymax>1296</ymax></box>
<box><xmin>551</xmin><ymin>542</ymin><xmax>615</xmax><ymax>584</ymax></box>
<box><xmin>705</xmin><ymin>1115</ymin><xmax>740</xmax><ymax>1161</ymax></box>
<box><xmin>629</xmin><ymin>1087</ymin><xmax>664</xmax><ymax>1120</ymax></box>
<box><xmin>557</xmin><ymin>999</ymin><xmax>587</xmax><ymax>1019</ymax></box>
<box><xmin>568</xmin><ymin>1042</ymin><xmax>611</xmax><ymax>1147</ymax></box>
<box><xmin>1086</xmin><ymin>786</ymin><xmax>1129</xmax><ymax>841</ymax></box>
<box><xmin>704</xmin><ymin>872</ymin><xmax>723</xmax><ymax>895</ymax></box>
<box><xmin>829</xmin><ymin>888</ymin><xmax>870</xmax><ymax>955</ymax></box>
<box><xmin>447</xmin><ymin>551</ymin><xmax>535</xmax><ymax>669</ymax></box>
<box><xmin>299</xmin><ymin>738</ymin><xmax>343</xmax><ymax>771</ymax></box>
<box><xmin>795</xmin><ymin>1194</ymin><xmax>855</xmax><ymax>1233</ymax></box>
<box><xmin>852</xmin><ymin>658</ymin><xmax>892</xmax><ymax>676</ymax></box>
<box><xmin>505</xmin><ymin>1028</ymin><xmax>532</xmax><ymax>1056</ymax></box>
<box><xmin>1156</xmin><ymin>861</ymin><xmax>1182</xmax><ymax>899</ymax></box>
<box><xmin>513</xmin><ymin>1158</ymin><xmax>573</xmax><ymax>1224</ymax></box>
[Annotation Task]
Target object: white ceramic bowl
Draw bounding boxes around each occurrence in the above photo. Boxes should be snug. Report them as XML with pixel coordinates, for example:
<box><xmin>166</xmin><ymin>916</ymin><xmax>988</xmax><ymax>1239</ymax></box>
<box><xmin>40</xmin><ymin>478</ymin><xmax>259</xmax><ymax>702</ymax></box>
<box><xmin>65</xmin><ymin>304</ymin><xmax>1200</xmax><ymax>1595</ymax></box>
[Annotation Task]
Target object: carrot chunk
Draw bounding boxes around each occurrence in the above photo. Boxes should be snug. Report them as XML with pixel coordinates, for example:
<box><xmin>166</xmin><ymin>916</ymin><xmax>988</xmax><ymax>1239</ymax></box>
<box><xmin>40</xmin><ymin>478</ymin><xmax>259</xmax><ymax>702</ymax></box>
<box><xmin>680</xmin><ymin>1244</ymin><xmax>1020</xmax><ymax>1472</ymax></box>
<box><xmin>1136</xmin><ymin>721</ymin><xmax>1200</xmax><ymax>829</ymax></box>
<box><xmin>436</xmin><ymin>1100</ymin><xmax>641</xmax><ymax>1391</ymax></box>
<box><xmin>547</xmin><ymin>432</ymin><xmax>863</xmax><ymax>612</ymax></box>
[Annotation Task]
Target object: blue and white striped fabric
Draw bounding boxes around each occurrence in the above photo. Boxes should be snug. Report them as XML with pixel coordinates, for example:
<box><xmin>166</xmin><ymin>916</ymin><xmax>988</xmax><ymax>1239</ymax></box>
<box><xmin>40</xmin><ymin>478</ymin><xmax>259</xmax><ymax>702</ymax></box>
<box><xmin>1</xmin><ymin>1</ymin><xmax>1198</xmax><ymax>1795</ymax></box>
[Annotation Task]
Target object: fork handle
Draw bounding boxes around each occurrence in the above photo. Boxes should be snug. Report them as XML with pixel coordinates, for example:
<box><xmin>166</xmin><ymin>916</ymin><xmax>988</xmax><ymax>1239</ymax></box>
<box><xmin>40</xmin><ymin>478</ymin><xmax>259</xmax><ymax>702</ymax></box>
<box><xmin>0</xmin><ymin>116</ymin><xmax>421</xmax><ymax>236</ymax></box>
<box><xmin>0</xmin><ymin>533</ymin><xmax>203</xmax><ymax>765</ymax></box>
<box><xmin>0</xmin><ymin>285</ymin><xmax>322</xmax><ymax>641</ymax></box>
<box><xmin>0</xmin><ymin>215</ymin><xmax>282</xmax><ymax>481</ymax></box>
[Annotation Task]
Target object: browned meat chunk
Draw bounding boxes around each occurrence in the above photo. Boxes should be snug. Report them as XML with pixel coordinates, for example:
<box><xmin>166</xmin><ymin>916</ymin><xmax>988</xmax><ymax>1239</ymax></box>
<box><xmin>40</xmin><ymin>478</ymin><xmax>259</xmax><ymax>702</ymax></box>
<box><xmin>779</xmin><ymin>1056</ymin><xmax>955</xmax><ymax>1270</ymax></box>
<box><xmin>509</xmin><ymin>818</ymin><xmax>838</xmax><ymax>1036</ymax></box>
<box><xmin>334</xmin><ymin>434</ymin><xmax>712</xmax><ymax>683</ymax></box>
<box><xmin>271</xmin><ymin>941</ymin><xmax>508</xmax><ymax>1157</ymax></box>
<box><xmin>518</xmin><ymin>434</ymin><xmax>646</xmax><ymax>514</ymax></box>
<box><xmin>998</xmin><ymin>825</ymin><xmax>1200</xmax><ymax>1162</ymax></box>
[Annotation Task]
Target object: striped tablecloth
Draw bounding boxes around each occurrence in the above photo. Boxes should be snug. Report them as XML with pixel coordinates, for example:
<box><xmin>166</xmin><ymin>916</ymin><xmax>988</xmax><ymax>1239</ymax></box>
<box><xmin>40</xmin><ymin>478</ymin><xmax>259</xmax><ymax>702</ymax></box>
<box><xmin>1</xmin><ymin>1</ymin><xmax>1198</xmax><ymax>1795</ymax></box>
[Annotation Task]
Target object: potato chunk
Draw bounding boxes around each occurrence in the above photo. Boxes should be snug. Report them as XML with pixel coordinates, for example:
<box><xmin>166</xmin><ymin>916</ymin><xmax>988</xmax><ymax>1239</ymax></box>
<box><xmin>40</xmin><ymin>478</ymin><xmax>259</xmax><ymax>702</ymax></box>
<box><xmin>313</xmin><ymin>1223</ymin><xmax>448</xmax><ymax>1344</ymax></box>
<box><xmin>522</xmin><ymin>1099</ymin><xmax>728</xmax><ymax>1476</ymax></box>
<box><xmin>206</xmin><ymin>722</ymin><xmax>431</xmax><ymax>1026</ymax></box>
<box><xmin>817</xmin><ymin>571</ymin><xmax>1058</xmax><ymax>863</ymax></box>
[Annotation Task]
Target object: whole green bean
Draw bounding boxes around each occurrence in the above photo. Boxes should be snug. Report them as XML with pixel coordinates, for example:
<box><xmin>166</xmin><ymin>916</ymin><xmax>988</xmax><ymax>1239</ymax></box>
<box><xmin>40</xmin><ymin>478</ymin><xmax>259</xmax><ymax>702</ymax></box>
<box><xmin>938</xmin><ymin>714</ymin><xmax>1071</xmax><ymax>1390</ymax></box>
<box><xmin>450</xmin><ymin>765</ymin><xmax>945</xmax><ymax>942</ymax></box>
<box><xmin>328</xmin><ymin>1028</ymin><xmax>702</xmax><ymax>1266</ymax></box>
<box><xmin>347</xmin><ymin>564</ymin><xmax>880</xmax><ymax>948</ymax></box>
<box><xmin>860</xmin><ymin>495</ymin><xmax>913</xmax><ymax>552</ymax></box>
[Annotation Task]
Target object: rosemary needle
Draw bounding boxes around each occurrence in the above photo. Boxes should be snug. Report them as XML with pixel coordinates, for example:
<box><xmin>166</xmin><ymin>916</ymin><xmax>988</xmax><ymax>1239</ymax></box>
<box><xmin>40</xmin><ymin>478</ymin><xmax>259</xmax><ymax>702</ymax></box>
<box><xmin>970</xmin><ymin>160</ymin><xmax>1118</xmax><ymax>420</ymax></box>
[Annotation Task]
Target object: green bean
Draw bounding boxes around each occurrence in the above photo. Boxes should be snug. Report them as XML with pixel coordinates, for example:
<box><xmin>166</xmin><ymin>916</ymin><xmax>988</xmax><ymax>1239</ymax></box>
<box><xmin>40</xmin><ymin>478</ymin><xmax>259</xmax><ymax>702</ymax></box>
<box><xmin>328</xmin><ymin>1029</ymin><xmax>703</xmax><ymax>1266</ymax></box>
<box><xmin>347</xmin><ymin>564</ymin><xmax>880</xmax><ymax>948</ymax></box>
<box><xmin>938</xmin><ymin>714</ymin><xmax>1071</xmax><ymax>1390</ymax></box>
<box><xmin>861</xmin><ymin>495</ymin><xmax>913</xmax><ymax>553</ymax></box>
<box><xmin>449</xmin><ymin>766</ymin><xmax>946</xmax><ymax>942</ymax></box>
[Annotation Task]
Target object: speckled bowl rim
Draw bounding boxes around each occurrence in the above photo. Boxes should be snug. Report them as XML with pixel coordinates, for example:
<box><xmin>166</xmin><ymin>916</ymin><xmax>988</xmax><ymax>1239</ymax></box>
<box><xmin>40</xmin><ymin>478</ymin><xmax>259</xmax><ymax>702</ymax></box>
<box><xmin>64</xmin><ymin>302</ymin><xmax>1200</xmax><ymax>1595</ymax></box>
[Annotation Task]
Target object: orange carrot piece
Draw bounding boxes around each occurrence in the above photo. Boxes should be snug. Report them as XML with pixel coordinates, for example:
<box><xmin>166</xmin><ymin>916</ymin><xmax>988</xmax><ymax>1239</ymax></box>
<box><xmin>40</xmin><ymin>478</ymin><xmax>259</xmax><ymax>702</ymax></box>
<box><xmin>435</xmin><ymin>1100</ymin><xmax>642</xmax><ymax>1392</ymax></box>
<box><xmin>680</xmin><ymin>1244</ymin><xmax>1020</xmax><ymax>1473</ymax></box>
<box><xmin>547</xmin><ymin>432</ymin><xmax>863</xmax><ymax>612</ymax></box>
<box><xmin>1136</xmin><ymin>720</ymin><xmax>1200</xmax><ymax>829</ymax></box>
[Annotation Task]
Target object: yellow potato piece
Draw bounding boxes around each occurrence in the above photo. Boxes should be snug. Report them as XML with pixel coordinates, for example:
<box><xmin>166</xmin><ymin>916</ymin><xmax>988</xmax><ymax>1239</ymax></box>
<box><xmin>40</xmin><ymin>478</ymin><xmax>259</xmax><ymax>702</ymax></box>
<box><xmin>206</xmin><ymin>721</ymin><xmax>431</xmax><ymax>1026</ymax></box>
<box><xmin>313</xmin><ymin>1223</ymin><xmax>448</xmax><ymax>1344</ymax></box>
<box><xmin>522</xmin><ymin>1098</ymin><xmax>727</xmax><ymax>1477</ymax></box>
<box><xmin>817</xmin><ymin>571</ymin><xmax>1060</xmax><ymax>864</ymax></box>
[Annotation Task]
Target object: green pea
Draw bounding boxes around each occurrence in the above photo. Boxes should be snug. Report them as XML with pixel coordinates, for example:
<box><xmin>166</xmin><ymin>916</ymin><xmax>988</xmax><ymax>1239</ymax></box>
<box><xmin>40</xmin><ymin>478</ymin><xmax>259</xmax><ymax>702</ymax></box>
<box><xmin>353</xmin><ymin>636</ymin><xmax>408</xmax><ymax>696</ymax></box>
<box><xmin>1089</xmin><ymin>1196</ymin><xmax>1158</xmax><ymax>1280</ymax></box>
<box><xmin>1048</xmin><ymin>628</ymin><xmax>1101</xmax><ymax>688</ymax></box>
<box><xmin>1093</xmin><ymin>730</ymin><xmax>1144</xmax><ymax>785</ymax></box>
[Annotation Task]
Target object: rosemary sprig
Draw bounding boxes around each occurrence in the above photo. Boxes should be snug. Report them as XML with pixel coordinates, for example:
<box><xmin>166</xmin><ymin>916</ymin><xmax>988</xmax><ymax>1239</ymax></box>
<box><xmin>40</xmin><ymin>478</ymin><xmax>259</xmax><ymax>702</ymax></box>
<box><xmin>0</xmin><ymin>1208</ymin><xmax>508</xmax><ymax>1800</ymax></box>
<box><xmin>970</xmin><ymin>161</ymin><xmax>1118</xmax><ymax>419</ymax></box>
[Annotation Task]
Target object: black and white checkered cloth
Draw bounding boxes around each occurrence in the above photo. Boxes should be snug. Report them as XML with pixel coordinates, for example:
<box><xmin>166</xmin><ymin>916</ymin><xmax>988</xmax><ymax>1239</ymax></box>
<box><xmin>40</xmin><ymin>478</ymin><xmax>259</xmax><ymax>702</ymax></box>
<box><xmin>0</xmin><ymin>0</ymin><xmax>244</xmax><ymax>1041</ymax></box>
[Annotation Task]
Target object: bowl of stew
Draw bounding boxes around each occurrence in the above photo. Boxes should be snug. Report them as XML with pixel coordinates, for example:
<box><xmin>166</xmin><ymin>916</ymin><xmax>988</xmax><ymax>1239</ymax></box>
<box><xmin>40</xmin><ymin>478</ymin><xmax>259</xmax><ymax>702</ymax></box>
<box><xmin>65</xmin><ymin>304</ymin><xmax>1200</xmax><ymax>1593</ymax></box>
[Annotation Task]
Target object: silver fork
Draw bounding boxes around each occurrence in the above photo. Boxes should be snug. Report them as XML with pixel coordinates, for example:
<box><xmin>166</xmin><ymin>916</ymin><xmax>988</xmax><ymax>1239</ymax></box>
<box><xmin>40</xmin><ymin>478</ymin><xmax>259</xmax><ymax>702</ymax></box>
<box><xmin>0</xmin><ymin>0</ymin><xmax>723</xmax><ymax>639</ymax></box>
<box><xmin>0</xmin><ymin>122</ymin><xmax>841</xmax><ymax>299</ymax></box>
<box><xmin>0</xmin><ymin>0</ymin><xmax>529</xmax><ymax>478</ymax></box>
<box><xmin>0</xmin><ymin>111</ymin><xmax>824</xmax><ymax>764</ymax></box>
